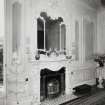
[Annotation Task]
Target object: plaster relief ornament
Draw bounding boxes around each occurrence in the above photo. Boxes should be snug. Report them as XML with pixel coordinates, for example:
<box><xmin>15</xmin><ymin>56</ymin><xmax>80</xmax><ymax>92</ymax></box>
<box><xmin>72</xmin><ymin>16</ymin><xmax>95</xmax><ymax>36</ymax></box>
<box><xmin>48</xmin><ymin>0</ymin><xmax>60</xmax><ymax>9</ymax></box>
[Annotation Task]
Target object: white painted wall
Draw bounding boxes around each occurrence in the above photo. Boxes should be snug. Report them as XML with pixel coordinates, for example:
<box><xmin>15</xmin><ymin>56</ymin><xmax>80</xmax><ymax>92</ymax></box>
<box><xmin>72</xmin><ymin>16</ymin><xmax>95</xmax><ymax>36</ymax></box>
<box><xmin>0</xmin><ymin>0</ymin><xmax>4</xmax><ymax>38</ymax></box>
<box><xmin>97</xmin><ymin>7</ymin><xmax>105</xmax><ymax>54</ymax></box>
<box><xmin>96</xmin><ymin>7</ymin><xmax>105</xmax><ymax>83</ymax></box>
<box><xmin>0</xmin><ymin>1</ymin><xmax>5</xmax><ymax>105</ymax></box>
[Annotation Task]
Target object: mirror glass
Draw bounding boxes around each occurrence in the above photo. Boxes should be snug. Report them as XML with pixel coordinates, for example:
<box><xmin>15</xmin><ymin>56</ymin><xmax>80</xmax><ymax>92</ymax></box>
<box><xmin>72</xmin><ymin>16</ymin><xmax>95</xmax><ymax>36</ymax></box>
<box><xmin>37</xmin><ymin>12</ymin><xmax>66</xmax><ymax>51</ymax></box>
<box><xmin>37</xmin><ymin>18</ymin><xmax>44</xmax><ymax>49</ymax></box>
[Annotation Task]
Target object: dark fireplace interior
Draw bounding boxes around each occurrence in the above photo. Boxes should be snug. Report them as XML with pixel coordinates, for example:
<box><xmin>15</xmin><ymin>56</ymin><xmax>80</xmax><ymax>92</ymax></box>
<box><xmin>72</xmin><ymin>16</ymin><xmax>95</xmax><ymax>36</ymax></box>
<box><xmin>40</xmin><ymin>67</ymin><xmax>65</xmax><ymax>101</ymax></box>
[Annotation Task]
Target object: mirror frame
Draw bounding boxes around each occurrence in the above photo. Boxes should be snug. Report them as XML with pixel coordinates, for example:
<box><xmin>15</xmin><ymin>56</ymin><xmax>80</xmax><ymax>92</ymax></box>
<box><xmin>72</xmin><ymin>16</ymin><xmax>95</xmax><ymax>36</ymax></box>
<box><xmin>37</xmin><ymin>12</ymin><xmax>66</xmax><ymax>52</ymax></box>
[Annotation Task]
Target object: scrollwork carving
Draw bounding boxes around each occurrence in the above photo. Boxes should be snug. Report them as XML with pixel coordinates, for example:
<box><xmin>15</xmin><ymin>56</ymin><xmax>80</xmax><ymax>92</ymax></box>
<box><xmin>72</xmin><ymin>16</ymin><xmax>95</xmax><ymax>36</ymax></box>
<box><xmin>48</xmin><ymin>0</ymin><xmax>60</xmax><ymax>9</ymax></box>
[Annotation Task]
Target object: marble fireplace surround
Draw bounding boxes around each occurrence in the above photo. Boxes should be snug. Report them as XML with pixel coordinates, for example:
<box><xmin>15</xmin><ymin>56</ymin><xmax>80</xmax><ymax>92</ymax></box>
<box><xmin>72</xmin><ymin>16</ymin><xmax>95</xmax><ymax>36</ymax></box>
<box><xmin>31</xmin><ymin>55</ymin><xmax>72</xmax><ymax>104</ymax></box>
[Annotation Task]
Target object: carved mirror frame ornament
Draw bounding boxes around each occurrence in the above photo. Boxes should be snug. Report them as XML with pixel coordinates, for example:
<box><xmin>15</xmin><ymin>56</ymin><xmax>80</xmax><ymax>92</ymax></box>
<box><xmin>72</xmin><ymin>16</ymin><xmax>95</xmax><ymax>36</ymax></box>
<box><xmin>35</xmin><ymin>11</ymin><xmax>72</xmax><ymax>60</ymax></box>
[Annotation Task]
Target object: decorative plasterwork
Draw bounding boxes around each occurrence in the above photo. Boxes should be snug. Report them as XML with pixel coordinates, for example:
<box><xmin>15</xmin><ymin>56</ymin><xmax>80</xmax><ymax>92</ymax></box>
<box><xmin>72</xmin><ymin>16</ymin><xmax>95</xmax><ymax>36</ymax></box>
<box><xmin>82</xmin><ymin>0</ymin><xmax>101</xmax><ymax>9</ymax></box>
<box><xmin>38</xmin><ymin>60</ymin><xmax>68</xmax><ymax>71</ymax></box>
<box><xmin>48</xmin><ymin>0</ymin><xmax>60</xmax><ymax>9</ymax></box>
<box><xmin>35</xmin><ymin>0</ymin><xmax>67</xmax><ymax>23</ymax></box>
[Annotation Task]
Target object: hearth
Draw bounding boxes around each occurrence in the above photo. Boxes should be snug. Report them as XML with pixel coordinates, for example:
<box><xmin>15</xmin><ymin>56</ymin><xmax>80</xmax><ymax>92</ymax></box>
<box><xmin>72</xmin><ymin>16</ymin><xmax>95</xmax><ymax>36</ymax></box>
<box><xmin>40</xmin><ymin>67</ymin><xmax>65</xmax><ymax>101</ymax></box>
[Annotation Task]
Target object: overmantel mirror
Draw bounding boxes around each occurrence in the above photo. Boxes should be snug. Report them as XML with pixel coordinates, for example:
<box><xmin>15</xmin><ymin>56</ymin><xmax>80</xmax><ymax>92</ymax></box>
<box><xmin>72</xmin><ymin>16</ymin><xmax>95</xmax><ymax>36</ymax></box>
<box><xmin>36</xmin><ymin>12</ymin><xmax>66</xmax><ymax>57</ymax></box>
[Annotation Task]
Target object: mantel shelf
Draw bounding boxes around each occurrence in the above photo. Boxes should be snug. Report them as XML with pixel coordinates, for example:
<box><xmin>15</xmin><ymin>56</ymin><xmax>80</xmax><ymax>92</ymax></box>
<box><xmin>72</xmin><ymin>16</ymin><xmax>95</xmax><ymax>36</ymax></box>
<box><xmin>30</xmin><ymin>58</ymin><xmax>71</xmax><ymax>71</ymax></box>
<box><xmin>30</xmin><ymin>58</ymin><xmax>72</xmax><ymax>63</ymax></box>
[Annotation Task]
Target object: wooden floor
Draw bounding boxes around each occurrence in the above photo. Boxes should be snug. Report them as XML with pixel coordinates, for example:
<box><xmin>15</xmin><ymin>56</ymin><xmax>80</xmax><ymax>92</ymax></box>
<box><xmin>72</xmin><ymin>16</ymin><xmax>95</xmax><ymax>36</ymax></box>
<box><xmin>61</xmin><ymin>86</ymin><xmax>105</xmax><ymax>105</ymax></box>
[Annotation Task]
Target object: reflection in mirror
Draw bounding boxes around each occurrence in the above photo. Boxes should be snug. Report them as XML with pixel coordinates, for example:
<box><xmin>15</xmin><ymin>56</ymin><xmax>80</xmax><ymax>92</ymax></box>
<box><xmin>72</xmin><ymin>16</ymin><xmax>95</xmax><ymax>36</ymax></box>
<box><xmin>37</xmin><ymin>18</ymin><xmax>44</xmax><ymax>49</ymax></box>
<box><xmin>12</xmin><ymin>2</ymin><xmax>21</xmax><ymax>53</ymax></box>
<box><xmin>61</xmin><ymin>24</ymin><xmax>66</xmax><ymax>50</ymax></box>
<box><xmin>45</xmin><ymin>18</ymin><xmax>60</xmax><ymax>50</ymax></box>
<box><xmin>37</xmin><ymin>12</ymin><xmax>66</xmax><ymax>52</ymax></box>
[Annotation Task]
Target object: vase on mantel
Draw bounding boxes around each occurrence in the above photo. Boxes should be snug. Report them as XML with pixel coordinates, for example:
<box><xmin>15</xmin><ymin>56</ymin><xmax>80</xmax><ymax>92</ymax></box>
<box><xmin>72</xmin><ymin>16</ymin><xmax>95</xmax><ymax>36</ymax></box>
<box><xmin>35</xmin><ymin>51</ymin><xmax>40</xmax><ymax>60</ymax></box>
<box><xmin>97</xmin><ymin>76</ymin><xmax>104</xmax><ymax>88</ymax></box>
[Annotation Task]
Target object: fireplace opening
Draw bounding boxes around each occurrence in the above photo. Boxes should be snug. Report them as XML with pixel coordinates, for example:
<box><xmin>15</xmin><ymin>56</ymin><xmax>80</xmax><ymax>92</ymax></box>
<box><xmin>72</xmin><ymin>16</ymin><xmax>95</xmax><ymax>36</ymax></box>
<box><xmin>40</xmin><ymin>67</ymin><xmax>65</xmax><ymax>101</ymax></box>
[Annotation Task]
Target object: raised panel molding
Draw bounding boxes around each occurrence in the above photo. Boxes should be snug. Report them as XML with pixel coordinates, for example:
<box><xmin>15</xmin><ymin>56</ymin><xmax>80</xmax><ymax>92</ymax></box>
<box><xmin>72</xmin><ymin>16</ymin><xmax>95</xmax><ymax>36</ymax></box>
<box><xmin>69</xmin><ymin>61</ymin><xmax>96</xmax><ymax>88</ymax></box>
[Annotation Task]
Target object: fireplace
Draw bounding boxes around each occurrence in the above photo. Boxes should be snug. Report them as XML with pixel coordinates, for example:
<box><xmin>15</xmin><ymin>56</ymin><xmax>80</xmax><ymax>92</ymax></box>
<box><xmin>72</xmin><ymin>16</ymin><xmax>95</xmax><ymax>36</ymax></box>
<box><xmin>40</xmin><ymin>67</ymin><xmax>65</xmax><ymax>101</ymax></box>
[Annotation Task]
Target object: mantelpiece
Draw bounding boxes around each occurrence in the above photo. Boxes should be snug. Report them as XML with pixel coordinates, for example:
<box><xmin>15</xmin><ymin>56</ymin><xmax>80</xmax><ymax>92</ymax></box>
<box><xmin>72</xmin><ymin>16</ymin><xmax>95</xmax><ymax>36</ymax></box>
<box><xmin>31</xmin><ymin>57</ymin><xmax>71</xmax><ymax>71</ymax></box>
<box><xmin>29</xmin><ymin>55</ymin><xmax>72</xmax><ymax>104</ymax></box>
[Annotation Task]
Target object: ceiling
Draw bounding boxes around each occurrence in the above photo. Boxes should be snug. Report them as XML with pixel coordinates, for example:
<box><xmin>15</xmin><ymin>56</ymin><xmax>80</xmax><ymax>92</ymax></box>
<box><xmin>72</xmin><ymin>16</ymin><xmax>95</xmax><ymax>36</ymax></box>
<box><xmin>82</xmin><ymin>0</ymin><xmax>102</xmax><ymax>9</ymax></box>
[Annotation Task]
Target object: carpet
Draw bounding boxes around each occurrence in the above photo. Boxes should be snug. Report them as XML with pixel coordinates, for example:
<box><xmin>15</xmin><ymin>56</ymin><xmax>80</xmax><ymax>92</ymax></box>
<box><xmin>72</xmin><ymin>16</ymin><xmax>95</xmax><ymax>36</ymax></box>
<box><xmin>61</xmin><ymin>90</ymin><xmax>105</xmax><ymax>105</ymax></box>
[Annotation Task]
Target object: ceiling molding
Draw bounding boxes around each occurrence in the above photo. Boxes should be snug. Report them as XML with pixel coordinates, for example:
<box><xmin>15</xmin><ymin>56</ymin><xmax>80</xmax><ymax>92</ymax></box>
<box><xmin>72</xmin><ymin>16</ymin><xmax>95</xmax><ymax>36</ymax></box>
<box><xmin>81</xmin><ymin>0</ymin><xmax>101</xmax><ymax>9</ymax></box>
